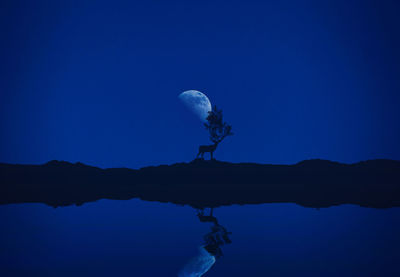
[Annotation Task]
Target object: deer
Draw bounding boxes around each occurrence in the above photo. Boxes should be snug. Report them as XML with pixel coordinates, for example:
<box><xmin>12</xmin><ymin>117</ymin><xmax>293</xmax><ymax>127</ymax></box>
<box><xmin>196</xmin><ymin>141</ymin><xmax>219</xmax><ymax>160</ymax></box>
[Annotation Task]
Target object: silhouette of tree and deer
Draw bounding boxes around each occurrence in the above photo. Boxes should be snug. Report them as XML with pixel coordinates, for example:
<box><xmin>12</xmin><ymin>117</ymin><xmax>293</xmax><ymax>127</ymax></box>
<box><xmin>196</xmin><ymin>105</ymin><xmax>234</xmax><ymax>160</ymax></box>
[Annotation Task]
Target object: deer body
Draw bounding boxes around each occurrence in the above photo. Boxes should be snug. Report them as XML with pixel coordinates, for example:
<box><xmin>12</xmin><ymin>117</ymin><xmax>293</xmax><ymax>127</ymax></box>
<box><xmin>197</xmin><ymin>142</ymin><xmax>219</xmax><ymax>160</ymax></box>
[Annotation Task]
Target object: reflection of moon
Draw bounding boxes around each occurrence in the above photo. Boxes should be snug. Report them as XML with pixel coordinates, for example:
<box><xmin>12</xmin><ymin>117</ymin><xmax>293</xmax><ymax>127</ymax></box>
<box><xmin>179</xmin><ymin>246</ymin><xmax>216</xmax><ymax>277</ymax></box>
<box><xmin>179</xmin><ymin>90</ymin><xmax>212</xmax><ymax>122</ymax></box>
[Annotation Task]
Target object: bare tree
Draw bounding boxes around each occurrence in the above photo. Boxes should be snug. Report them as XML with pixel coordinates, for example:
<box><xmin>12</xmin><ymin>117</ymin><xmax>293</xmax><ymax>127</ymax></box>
<box><xmin>197</xmin><ymin>105</ymin><xmax>233</xmax><ymax>159</ymax></box>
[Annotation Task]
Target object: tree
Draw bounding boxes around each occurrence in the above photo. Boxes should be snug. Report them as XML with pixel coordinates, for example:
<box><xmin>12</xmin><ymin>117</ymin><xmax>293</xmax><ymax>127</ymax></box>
<box><xmin>204</xmin><ymin>105</ymin><xmax>234</xmax><ymax>144</ymax></box>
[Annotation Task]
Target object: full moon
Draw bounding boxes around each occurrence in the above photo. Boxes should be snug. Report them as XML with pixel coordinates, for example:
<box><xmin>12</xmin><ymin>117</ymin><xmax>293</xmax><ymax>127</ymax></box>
<box><xmin>179</xmin><ymin>90</ymin><xmax>212</xmax><ymax>122</ymax></box>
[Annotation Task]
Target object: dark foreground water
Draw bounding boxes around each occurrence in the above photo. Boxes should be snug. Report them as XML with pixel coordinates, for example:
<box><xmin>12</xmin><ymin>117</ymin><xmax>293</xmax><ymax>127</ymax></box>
<box><xmin>1</xmin><ymin>200</ymin><xmax>399</xmax><ymax>276</ymax></box>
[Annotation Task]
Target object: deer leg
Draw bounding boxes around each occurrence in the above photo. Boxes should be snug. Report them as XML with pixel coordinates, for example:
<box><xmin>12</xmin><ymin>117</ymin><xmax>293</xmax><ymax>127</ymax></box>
<box><xmin>210</xmin><ymin>151</ymin><xmax>214</xmax><ymax>160</ymax></box>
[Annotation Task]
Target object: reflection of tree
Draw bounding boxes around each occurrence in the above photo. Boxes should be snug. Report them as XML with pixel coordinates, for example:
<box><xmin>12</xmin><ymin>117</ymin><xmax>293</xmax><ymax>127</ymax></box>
<box><xmin>179</xmin><ymin>208</ymin><xmax>232</xmax><ymax>277</ymax></box>
<box><xmin>197</xmin><ymin>208</ymin><xmax>232</xmax><ymax>259</ymax></box>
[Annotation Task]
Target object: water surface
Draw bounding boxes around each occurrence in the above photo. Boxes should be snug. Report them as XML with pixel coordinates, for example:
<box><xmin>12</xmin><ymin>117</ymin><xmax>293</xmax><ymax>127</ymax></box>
<box><xmin>1</xmin><ymin>200</ymin><xmax>399</xmax><ymax>276</ymax></box>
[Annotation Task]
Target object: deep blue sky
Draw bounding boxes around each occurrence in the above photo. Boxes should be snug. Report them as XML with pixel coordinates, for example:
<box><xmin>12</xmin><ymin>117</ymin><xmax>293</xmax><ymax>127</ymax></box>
<box><xmin>1</xmin><ymin>0</ymin><xmax>399</xmax><ymax>168</ymax></box>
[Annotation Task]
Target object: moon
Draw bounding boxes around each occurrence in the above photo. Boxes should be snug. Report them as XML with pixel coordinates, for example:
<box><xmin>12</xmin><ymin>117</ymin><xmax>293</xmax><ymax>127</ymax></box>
<box><xmin>179</xmin><ymin>90</ymin><xmax>212</xmax><ymax>122</ymax></box>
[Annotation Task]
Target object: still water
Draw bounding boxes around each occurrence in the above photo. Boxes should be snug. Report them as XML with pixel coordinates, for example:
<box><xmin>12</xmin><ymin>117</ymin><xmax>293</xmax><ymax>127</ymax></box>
<box><xmin>1</xmin><ymin>199</ymin><xmax>399</xmax><ymax>276</ymax></box>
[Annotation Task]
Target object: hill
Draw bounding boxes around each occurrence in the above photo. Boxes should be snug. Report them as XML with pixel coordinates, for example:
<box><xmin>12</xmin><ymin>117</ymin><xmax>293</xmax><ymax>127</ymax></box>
<box><xmin>1</xmin><ymin>159</ymin><xmax>399</xmax><ymax>208</ymax></box>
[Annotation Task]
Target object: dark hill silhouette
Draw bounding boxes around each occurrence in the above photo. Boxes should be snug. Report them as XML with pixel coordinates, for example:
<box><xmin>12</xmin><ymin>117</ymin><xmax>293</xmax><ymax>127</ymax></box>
<box><xmin>1</xmin><ymin>159</ymin><xmax>399</xmax><ymax>208</ymax></box>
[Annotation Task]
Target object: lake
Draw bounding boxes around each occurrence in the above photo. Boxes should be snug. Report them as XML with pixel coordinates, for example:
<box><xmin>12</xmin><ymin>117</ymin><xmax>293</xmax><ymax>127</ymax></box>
<box><xmin>1</xmin><ymin>200</ymin><xmax>399</xmax><ymax>276</ymax></box>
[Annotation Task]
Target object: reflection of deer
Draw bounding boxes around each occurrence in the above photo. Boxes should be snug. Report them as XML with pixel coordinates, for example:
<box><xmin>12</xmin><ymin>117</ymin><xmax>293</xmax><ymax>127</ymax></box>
<box><xmin>197</xmin><ymin>208</ymin><xmax>218</xmax><ymax>224</ymax></box>
<box><xmin>197</xmin><ymin>142</ymin><xmax>219</xmax><ymax>160</ymax></box>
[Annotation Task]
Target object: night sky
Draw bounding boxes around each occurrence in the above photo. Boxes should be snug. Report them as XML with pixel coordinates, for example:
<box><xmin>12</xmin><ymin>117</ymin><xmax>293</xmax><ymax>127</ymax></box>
<box><xmin>1</xmin><ymin>0</ymin><xmax>400</xmax><ymax>169</ymax></box>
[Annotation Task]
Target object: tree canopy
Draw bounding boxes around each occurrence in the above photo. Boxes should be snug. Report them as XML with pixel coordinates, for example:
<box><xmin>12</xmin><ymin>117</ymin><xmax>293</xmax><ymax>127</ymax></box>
<box><xmin>204</xmin><ymin>105</ymin><xmax>233</xmax><ymax>144</ymax></box>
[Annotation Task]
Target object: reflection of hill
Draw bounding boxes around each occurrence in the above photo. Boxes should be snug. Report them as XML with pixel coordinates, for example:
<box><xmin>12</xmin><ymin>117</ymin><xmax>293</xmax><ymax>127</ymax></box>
<box><xmin>1</xmin><ymin>159</ymin><xmax>400</xmax><ymax>208</ymax></box>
